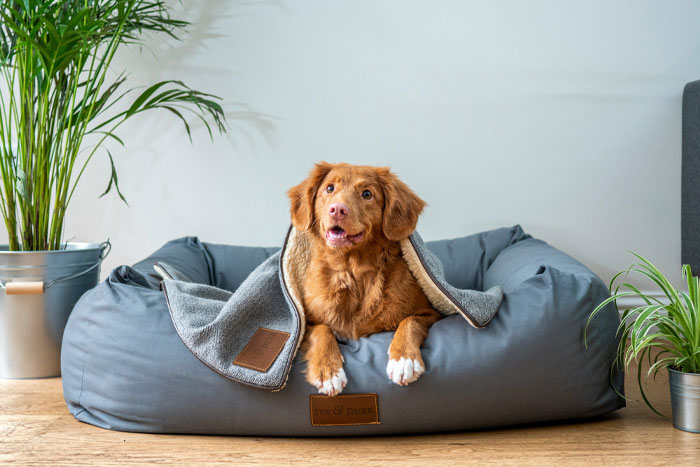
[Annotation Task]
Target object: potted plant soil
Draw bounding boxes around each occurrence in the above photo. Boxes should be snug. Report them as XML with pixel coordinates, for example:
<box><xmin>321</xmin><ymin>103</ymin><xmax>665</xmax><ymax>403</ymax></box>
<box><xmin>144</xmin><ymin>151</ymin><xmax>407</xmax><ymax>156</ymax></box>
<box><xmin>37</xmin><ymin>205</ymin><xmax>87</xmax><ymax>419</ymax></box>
<box><xmin>0</xmin><ymin>0</ymin><xmax>226</xmax><ymax>378</ymax></box>
<box><xmin>588</xmin><ymin>254</ymin><xmax>700</xmax><ymax>433</ymax></box>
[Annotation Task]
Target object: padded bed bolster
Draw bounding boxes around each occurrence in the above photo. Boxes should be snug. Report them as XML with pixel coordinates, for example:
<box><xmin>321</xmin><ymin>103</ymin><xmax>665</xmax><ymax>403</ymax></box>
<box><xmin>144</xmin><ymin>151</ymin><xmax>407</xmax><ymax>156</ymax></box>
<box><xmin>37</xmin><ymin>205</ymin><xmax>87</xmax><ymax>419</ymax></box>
<box><xmin>131</xmin><ymin>237</ymin><xmax>216</xmax><ymax>289</ymax></box>
<box><xmin>61</xmin><ymin>226</ymin><xmax>624</xmax><ymax>435</ymax></box>
<box><xmin>484</xmin><ymin>237</ymin><xmax>625</xmax><ymax>419</ymax></box>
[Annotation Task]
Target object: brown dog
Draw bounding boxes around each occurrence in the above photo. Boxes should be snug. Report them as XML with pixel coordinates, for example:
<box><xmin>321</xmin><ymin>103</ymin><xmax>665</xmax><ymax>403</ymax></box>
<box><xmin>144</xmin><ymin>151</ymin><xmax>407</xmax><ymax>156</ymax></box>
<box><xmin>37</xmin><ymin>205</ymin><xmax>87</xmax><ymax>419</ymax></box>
<box><xmin>287</xmin><ymin>162</ymin><xmax>442</xmax><ymax>395</ymax></box>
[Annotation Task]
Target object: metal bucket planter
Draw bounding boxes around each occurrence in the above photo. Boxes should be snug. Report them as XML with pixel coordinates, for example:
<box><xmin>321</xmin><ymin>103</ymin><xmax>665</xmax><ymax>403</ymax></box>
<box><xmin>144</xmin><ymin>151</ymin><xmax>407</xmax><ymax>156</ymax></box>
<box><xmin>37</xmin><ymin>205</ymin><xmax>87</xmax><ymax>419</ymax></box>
<box><xmin>669</xmin><ymin>368</ymin><xmax>700</xmax><ymax>433</ymax></box>
<box><xmin>0</xmin><ymin>242</ymin><xmax>109</xmax><ymax>379</ymax></box>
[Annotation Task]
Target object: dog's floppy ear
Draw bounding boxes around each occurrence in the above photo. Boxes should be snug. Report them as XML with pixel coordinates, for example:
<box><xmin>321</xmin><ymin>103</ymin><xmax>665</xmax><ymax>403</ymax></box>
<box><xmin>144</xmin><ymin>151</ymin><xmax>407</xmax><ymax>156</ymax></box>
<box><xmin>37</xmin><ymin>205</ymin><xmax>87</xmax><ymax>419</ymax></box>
<box><xmin>378</xmin><ymin>168</ymin><xmax>426</xmax><ymax>241</ymax></box>
<box><xmin>287</xmin><ymin>162</ymin><xmax>333</xmax><ymax>231</ymax></box>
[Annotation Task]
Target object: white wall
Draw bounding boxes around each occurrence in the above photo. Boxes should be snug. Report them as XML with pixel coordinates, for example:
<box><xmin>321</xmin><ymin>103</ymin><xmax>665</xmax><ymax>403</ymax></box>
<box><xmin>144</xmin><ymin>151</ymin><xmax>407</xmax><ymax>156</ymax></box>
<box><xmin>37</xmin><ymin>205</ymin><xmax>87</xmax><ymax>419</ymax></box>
<box><xmin>5</xmin><ymin>0</ymin><xmax>700</xmax><ymax>289</ymax></box>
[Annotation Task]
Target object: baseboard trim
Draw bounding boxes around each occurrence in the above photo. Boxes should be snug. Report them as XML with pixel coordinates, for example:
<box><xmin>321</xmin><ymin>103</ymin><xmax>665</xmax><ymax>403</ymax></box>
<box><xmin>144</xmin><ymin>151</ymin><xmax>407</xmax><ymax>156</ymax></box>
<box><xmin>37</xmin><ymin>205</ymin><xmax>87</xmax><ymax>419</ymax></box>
<box><xmin>613</xmin><ymin>291</ymin><xmax>669</xmax><ymax>310</ymax></box>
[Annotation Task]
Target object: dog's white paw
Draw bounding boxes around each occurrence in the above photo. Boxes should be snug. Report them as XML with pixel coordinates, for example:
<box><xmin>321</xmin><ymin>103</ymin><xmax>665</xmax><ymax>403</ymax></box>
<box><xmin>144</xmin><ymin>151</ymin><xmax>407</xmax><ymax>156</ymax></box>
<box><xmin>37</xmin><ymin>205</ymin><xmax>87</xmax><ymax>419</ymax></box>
<box><xmin>386</xmin><ymin>357</ymin><xmax>424</xmax><ymax>386</ymax></box>
<box><xmin>314</xmin><ymin>367</ymin><xmax>347</xmax><ymax>396</ymax></box>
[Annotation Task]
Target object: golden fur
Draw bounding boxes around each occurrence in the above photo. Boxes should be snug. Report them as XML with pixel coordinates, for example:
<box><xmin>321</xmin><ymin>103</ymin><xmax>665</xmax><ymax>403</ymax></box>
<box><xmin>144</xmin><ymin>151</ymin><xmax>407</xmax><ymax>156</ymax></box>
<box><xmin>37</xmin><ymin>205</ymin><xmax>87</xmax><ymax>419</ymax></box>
<box><xmin>287</xmin><ymin>162</ymin><xmax>441</xmax><ymax>395</ymax></box>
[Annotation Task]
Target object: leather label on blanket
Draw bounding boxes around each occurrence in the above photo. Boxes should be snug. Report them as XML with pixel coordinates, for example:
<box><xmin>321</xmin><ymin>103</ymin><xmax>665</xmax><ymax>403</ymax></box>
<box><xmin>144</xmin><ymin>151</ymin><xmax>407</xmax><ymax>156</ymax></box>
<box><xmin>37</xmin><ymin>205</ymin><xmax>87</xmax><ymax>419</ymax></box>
<box><xmin>309</xmin><ymin>394</ymin><xmax>380</xmax><ymax>426</ymax></box>
<box><xmin>233</xmin><ymin>327</ymin><xmax>290</xmax><ymax>372</ymax></box>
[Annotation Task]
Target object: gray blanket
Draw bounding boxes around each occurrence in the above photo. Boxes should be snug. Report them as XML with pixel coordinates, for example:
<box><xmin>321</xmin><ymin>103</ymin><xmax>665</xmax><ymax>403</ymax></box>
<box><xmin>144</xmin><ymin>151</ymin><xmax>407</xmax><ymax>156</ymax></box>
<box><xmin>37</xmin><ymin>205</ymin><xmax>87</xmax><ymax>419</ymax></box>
<box><xmin>159</xmin><ymin>226</ymin><xmax>503</xmax><ymax>390</ymax></box>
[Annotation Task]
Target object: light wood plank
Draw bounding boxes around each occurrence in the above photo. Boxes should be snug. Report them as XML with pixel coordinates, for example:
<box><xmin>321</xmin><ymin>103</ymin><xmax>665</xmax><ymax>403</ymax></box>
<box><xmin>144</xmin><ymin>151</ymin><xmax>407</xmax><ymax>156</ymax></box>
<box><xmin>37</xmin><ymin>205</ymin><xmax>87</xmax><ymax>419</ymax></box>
<box><xmin>0</xmin><ymin>361</ymin><xmax>698</xmax><ymax>466</ymax></box>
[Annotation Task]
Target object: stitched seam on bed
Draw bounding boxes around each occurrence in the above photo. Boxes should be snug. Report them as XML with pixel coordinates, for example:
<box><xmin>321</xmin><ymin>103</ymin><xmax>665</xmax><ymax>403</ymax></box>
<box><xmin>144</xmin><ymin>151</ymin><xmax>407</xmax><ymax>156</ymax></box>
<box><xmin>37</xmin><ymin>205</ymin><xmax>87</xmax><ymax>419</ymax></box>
<box><xmin>76</xmin><ymin>284</ymin><xmax>105</xmax><ymax>414</ymax></box>
<box><xmin>197</xmin><ymin>238</ymin><xmax>217</xmax><ymax>286</ymax></box>
<box><xmin>275</xmin><ymin>225</ymin><xmax>307</xmax><ymax>391</ymax></box>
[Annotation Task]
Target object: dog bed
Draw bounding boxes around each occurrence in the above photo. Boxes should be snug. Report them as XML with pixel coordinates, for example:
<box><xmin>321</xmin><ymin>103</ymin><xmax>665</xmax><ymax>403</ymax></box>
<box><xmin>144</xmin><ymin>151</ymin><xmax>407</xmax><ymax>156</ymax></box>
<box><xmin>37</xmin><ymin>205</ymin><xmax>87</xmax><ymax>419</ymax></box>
<box><xmin>61</xmin><ymin>225</ymin><xmax>624</xmax><ymax>435</ymax></box>
<box><xmin>159</xmin><ymin>226</ymin><xmax>504</xmax><ymax>391</ymax></box>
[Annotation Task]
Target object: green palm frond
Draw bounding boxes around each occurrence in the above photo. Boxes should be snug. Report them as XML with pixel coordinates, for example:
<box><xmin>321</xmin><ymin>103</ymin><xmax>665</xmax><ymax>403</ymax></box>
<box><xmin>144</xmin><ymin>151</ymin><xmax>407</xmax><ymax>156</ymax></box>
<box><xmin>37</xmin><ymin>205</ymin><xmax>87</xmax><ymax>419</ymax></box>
<box><xmin>0</xmin><ymin>0</ymin><xmax>227</xmax><ymax>250</ymax></box>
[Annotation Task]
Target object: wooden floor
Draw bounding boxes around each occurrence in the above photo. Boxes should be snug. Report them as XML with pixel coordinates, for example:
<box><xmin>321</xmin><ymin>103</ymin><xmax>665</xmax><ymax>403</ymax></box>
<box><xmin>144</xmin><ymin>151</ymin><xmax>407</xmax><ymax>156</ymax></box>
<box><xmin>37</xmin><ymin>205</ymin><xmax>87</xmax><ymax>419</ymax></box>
<box><xmin>1</xmin><ymin>363</ymin><xmax>698</xmax><ymax>466</ymax></box>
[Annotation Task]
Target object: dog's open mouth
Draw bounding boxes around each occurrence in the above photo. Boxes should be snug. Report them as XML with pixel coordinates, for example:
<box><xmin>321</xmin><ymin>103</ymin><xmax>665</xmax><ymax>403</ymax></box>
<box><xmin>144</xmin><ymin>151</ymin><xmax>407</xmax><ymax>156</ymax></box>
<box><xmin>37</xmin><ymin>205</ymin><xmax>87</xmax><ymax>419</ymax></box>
<box><xmin>325</xmin><ymin>225</ymin><xmax>364</xmax><ymax>247</ymax></box>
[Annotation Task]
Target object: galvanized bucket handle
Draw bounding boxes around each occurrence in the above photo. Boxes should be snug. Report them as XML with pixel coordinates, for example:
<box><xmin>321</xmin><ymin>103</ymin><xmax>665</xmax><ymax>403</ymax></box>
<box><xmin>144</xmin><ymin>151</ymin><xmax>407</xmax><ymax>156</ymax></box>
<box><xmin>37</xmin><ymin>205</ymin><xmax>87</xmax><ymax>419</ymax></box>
<box><xmin>0</xmin><ymin>239</ymin><xmax>111</xmax><ymax>295</ymax></box>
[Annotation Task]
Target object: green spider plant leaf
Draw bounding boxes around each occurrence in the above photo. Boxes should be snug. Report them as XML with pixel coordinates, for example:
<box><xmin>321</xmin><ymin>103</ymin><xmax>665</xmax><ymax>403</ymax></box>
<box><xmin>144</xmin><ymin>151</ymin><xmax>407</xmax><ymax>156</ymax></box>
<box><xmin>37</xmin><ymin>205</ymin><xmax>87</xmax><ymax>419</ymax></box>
<box><xmin>587</xmin><ymin>252</ymin><xmax>700</xmax><ymax>415</ymax></box>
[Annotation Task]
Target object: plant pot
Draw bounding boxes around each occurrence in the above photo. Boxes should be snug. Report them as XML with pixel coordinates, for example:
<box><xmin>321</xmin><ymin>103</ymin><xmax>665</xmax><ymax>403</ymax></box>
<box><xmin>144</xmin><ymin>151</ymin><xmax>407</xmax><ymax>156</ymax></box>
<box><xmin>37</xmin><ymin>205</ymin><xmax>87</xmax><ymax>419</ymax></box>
<box><xmin>669</xmin><ymin>367</ymin><xmax>700</xmax><ymax>433</ymax></box>
<box><xmin>0</xmin><ymin>242</ymin><xmax>108</xmax><ymax>379</ymax></box>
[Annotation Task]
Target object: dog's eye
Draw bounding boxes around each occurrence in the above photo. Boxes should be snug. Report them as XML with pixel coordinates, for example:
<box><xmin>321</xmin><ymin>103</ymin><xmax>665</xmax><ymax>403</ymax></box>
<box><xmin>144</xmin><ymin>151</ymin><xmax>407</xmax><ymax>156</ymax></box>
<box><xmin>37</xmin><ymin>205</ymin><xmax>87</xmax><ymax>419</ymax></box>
<box><xmin>362</xmin><ymin>190</ymin><xmax>372</xmax><ymax>200</ymax></box>
<box><xmin>326</xmin><ymin>184</ymin><xmax>334</xmax><ymax>193</ymax></box>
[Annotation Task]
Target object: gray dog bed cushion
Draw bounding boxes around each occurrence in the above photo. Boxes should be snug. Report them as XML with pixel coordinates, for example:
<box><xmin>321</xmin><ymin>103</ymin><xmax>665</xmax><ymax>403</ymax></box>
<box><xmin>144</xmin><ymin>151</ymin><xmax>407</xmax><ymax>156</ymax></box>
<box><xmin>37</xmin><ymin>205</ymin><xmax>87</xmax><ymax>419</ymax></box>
<box><xmin>61</xmin><ymin>225</ymin><xmax>624</xmax><ymax>436</ymax></box>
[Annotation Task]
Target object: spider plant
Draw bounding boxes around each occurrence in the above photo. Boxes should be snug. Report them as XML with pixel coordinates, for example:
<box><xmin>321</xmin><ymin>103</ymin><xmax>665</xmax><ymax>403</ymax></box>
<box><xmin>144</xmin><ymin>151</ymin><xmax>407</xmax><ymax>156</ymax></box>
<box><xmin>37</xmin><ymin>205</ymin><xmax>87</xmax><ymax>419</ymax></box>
<box><xmin>587</xmin><ymin>253</ymin><xmax>700</xmax><ymax>416</ymax></box>
<box><xmin>0</xmin><ymin>0</ymin><xmax>226</xmax><ymax>251</ymax></box>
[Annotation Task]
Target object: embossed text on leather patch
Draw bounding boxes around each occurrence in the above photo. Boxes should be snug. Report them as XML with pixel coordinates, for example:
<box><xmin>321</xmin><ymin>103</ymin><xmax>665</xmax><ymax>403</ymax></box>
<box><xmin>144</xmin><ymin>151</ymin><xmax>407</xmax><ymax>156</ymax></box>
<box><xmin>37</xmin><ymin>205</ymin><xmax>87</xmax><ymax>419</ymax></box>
<box><xmin>310</xmin><ymin>393</ymin><xmax>380</xmax><ymax>426</ymax></box>
<box><xmin>233</xmin><ymin>327</ymin><xmax>289</xmax><ymax>372</ymax></box>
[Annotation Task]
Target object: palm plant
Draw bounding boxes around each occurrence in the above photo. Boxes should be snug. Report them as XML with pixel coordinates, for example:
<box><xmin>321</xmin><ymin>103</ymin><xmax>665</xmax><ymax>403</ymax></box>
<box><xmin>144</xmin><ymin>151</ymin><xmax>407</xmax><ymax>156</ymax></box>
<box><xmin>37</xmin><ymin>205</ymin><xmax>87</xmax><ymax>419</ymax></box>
<box><xmin>0</xmin><ymin>0</ymin><xmax>226</xmax><ymax>251</ymax></box>
<box><xmin>587</xmin><ymin>253</ymin><xmax>700</xmax><ymax>415</ymax></box>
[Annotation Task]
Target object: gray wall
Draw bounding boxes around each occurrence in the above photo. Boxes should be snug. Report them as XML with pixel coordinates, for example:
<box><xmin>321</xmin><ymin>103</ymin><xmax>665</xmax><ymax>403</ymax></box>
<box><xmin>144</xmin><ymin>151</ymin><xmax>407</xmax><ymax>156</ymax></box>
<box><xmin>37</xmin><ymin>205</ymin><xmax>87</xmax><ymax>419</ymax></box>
<box><xmin>4</xmin><ymin>0</ymin><xmax>700</xmax><ymax>289</ymax></box>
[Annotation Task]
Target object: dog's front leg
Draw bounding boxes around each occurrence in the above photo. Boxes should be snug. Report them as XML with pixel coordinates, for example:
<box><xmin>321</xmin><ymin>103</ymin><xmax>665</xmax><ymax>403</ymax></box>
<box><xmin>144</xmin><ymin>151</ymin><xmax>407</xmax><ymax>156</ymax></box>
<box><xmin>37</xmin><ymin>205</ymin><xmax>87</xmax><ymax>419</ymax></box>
<box><xmin>386</xmin><ymin>309</ymin><xmax>442</xmax><ymax>386</ymax></box>
<box><xmin>302</xmin><ymin>324</ymin><xmax>347</xmax><ymax>396</ymax></box>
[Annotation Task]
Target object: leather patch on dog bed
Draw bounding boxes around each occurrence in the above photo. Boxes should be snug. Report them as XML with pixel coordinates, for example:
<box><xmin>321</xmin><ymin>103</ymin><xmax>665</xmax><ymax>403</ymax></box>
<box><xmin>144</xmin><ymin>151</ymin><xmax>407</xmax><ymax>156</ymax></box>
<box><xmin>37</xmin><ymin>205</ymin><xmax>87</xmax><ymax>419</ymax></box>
<box><xmin>310</xmin><ymin>394</ymin><xmax>380</xmax><ymax>426</ymax></box>
<box><xmin>233</xmin><ymin>328</ymin><xmax>290</xmax><ymax>372</ymax></box>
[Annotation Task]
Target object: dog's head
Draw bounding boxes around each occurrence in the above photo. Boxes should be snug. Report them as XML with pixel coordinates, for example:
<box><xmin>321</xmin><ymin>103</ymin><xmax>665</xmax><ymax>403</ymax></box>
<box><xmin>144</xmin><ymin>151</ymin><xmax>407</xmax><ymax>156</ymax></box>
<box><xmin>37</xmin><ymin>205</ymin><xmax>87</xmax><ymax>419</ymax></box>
<box><xmin>287</xmin><ymin>162</ymin><xmax>426</xmax><ymax>249</ymax></box>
